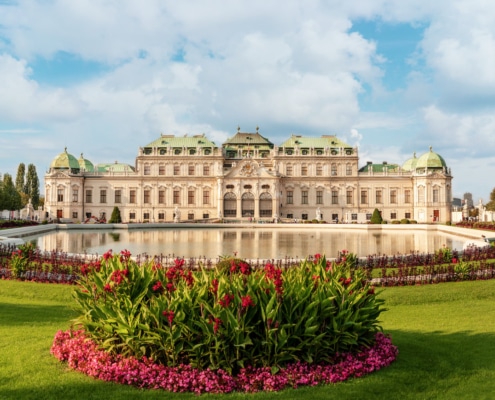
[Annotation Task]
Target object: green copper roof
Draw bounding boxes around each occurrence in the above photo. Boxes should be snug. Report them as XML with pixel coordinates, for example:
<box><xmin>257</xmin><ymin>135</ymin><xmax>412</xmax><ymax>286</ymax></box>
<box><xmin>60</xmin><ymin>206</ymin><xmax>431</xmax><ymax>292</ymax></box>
<box><xmin>359</xmin><ymin>163</ymin><xmax>400</xmax><ymax>173</ymax></box>
<box><xmin>279</xmin><ymin>135</ymin><xmax>352</xmax><ymax>148</ymax></box>
<box><xmin>78</xmin><ymin>153</ymin><xmax>94</xmax><ymax>172</ymax></box>
<box><xmin>223</xmin><ymin>130</ymin><xmax>274</xmax><ymax>149</ymax></box>
<box><xmin>96</xmin><ymin>162</ymin><xmax>135</xmax><ymax>173</ymax></box>
<box><xmin>144</xmin><ymin>134</ymin><xmax>217</xmax><ymax>148</ymax></box>
<box><xmin>50</xmin><ymin>148</ymin><xmax>80</xmax><ymax>171</ymax></box>
<box><xmin>402</xmin><ymin>153</ymin><xmax>418</xmax><ymax>172</ymax></box>
<box><xmin>416</xmin><ymin>147</ymin><xmax>447</xmax><ymax>169</ymax></box>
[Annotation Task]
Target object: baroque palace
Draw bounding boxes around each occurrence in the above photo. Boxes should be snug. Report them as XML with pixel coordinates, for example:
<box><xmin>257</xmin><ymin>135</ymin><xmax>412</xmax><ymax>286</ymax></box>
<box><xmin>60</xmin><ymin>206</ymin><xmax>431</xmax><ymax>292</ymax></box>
<box><xmin>44</xmin><ymin>127</ymin><xmax>453</xmax><ymax>223</ymax></box>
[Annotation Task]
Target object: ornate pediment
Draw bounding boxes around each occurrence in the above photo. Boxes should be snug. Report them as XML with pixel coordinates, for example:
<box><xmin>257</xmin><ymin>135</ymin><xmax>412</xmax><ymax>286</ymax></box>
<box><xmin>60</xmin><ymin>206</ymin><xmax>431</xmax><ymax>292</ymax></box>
<box><xmin>224</xmin><ymin>159</ymin><xmax>276</xmax><ymax>179</ymax></box>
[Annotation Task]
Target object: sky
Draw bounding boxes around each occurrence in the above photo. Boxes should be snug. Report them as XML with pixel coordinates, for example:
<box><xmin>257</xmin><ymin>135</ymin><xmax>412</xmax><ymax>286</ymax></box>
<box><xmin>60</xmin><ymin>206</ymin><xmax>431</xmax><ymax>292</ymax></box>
<box><xmin>1</xmin><ymin>0</ymin><xmax>494</xmax><ymax>203</ymax></box>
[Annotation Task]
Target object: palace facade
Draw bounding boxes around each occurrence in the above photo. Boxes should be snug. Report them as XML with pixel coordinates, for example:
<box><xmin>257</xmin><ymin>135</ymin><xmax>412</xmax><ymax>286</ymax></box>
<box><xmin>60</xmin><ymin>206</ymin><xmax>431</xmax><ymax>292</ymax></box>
<box><xmin>44</xmin><ymin>127</ymin><xmax>453</xmax><ymax>223</ymax></box>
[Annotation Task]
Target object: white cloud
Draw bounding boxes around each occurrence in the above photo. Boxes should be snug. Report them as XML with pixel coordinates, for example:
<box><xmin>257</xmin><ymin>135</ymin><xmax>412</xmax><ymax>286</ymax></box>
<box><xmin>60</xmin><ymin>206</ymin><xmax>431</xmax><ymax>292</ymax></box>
<box><xmin>0</xmin><ymin>54</ymin><xmax>82</xmax><ymax>122</ymax></box>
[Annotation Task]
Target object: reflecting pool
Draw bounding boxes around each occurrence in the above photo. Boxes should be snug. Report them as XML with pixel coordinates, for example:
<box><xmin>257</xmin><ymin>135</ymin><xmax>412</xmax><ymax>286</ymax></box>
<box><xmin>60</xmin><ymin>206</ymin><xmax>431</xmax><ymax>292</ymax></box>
<box><xmin>22</xmin><ymin>227</ymin><xmax>466</xmax><ymax>259</ymax></box>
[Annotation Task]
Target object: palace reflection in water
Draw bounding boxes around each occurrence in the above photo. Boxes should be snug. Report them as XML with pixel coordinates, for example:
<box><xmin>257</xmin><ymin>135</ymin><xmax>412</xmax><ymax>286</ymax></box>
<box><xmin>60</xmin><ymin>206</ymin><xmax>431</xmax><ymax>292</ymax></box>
<box><xmin>24</xmin><ymin>228</ymin><xmax>466</xmax><ymax>259</ymax></box>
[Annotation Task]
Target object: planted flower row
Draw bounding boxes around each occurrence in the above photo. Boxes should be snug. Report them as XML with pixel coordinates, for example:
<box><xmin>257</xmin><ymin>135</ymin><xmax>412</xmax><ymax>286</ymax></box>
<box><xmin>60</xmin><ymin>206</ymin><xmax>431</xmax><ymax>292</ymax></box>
<box><xmin>51</xmin><ymin>329</ymin><xmax>398</xmax><ymax>394</ymax></box>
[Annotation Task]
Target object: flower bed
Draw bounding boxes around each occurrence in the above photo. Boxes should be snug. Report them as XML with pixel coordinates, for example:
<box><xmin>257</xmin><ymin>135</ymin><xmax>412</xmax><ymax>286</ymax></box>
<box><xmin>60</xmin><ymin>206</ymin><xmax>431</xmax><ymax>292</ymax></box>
<box><xmin>51</xmin><ymin>329</ymin><xmax>397</xmax><ymax>394</ymax></box>
<box><xmin>49</xmin><ymin>250</ymin><xmax>398</xmax><ymax>393</ymax></box>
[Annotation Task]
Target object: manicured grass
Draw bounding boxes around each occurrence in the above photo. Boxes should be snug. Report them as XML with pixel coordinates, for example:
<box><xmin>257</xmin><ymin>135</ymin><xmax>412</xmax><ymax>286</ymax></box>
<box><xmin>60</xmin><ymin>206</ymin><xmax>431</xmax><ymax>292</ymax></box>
<box><xmin>1</xmin><ymin>279</ymin><xmax>495</xmax><ymax>399</ymax></box>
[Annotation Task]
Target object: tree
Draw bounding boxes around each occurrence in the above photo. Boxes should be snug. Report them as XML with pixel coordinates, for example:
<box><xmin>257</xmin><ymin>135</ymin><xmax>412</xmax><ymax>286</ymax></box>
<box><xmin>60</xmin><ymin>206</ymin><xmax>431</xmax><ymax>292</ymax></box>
<box><xmin>485</xmin><ymin>188</ymin><xmax>495</xmax><ymax>211</ymax></box>
<box><xmin>15</xmin><ymin>163</ymin><xmax>28</xmax><ymax>207</ymax></box>
<box><xmin>0</xmin><ymin>173</ymin><xmax>22</xmax><ymax>213</ymax></box>
<box><xmin>109</xmin><ymin>206</ymin><xmax>122</xmax><ymax>223</ymax></box>
<box><xmin>25</xmin><ymin>164</ymin><xmax>40</xmax><ymax>208</ymax></box>
<box><xmin>370</xmin><ymin>208</ymin><xmax>383</xmax><ymax>224</ymax></box>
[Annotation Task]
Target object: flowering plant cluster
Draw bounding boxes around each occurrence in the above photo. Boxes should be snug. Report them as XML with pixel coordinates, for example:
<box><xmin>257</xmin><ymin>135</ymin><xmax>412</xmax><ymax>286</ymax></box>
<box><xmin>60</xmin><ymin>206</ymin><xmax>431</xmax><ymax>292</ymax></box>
<box><xmin>51</xmin><ymin>329</ymin><xmax>397</xmax><ymax>394</ymax></box>
<box><xmin>70</xmin><ymin>250</ymin><xmax>387</xmax><ymax>376</ymax></box>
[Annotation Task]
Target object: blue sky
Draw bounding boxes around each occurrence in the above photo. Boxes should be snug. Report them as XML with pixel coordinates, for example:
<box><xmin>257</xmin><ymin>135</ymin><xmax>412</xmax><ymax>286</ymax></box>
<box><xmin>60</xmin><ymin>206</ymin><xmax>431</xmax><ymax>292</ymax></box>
<box><xmin>1</xmin><ymin>1</ymin><xmax>494</xmax><ymax>202</ymax></box>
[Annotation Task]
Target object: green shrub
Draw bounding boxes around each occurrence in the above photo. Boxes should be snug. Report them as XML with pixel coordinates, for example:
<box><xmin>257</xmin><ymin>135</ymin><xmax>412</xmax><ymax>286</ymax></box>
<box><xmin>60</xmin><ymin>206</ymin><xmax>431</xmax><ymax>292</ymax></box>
<box><xmin>108</xmin><ymin>206</ymin><xmax>122</xmax><ymax>223</ymax></box>
<box><xmin>391</xmin><ymin>220</ymin><xmax>400</xmax><ymax>224</ymax></box>
<box><xmin>72</xmin><ymin>252</ymin><xmax>385</xmax><ymax>374</ymax></box>
<box><xmin>400</xmin><ymin>219</ymin><xmax>410</xmax><ymax>224</ymax></box>
<box><xmin>370</xmin><ymin>208</ymin><xmax>383</xmax><ymax>224</ymax></box>
<box><xmin>410</xmin><ymin>220</ymin><xmax>418</xmax><ymax>224</ymax></box>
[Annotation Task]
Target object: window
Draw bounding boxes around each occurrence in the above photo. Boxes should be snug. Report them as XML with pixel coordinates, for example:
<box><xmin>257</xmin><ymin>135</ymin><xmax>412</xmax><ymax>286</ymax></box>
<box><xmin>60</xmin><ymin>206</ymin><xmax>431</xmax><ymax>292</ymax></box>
<box><xmin>188</xmin><ymin>212</ymin><xmax>195</xmax><ymax>220</ymax></box>
<box><xmin>203</xmin><ymin>190</ymin><xmax>210</xmax><ymax>205</ymax></box>
<box><xmin>72</xmin><ymin>189</ymin><xmax>78</xmax><ymax>202</ymax></box>
<box><xmin>144</xmin><ymin>189</ymin><xmax>150</xmax><ymax>204</ymax></box>
<box><xmin>287</xmin><ymin>191</ymin><xmax>293</xmax><ymax>204</ymax></box>
<box><xmin>188</xmin><ymin>190</ymin><xmax>195</xmax><ymax>205</ymax></box>
<box><xmin>115</xmin><ymin>189</ymin><xmax>121</xmax><ymax>203</ymax></box>
<box><xmin>301</xmin><ymin>164</ymin><xmax>308</xmax><ymax>176</ymax></box>
<box><xmin>57</xmin><ymin>189</ymin><xmax>63</xmax><ymax>202</ymax></box>
<box><xmin>376</xmin><ymin>190</ymin><xmax>382</xmax><ymax>204</ymax></box>
<box><xmin>261</xmin><ymin>184</ymin><xmax>270</xmax><ymax>189</ymax></box>
<box><xmin>316</xmin><ymin>190</ymin><xmax>323</xmax><ymax>205</ymax></box>
<box><xmin>331</xmin><ymin>164</ymin><xmax>337</xmax><ymax>176</ymax></box>
<box><xmin>100</xmin><ymin>190</ymin><xmax>107</xmax><ymax>204</ymax></box>
<box><xmin>286</xmin><ymin>164</ymin><xmax>293</xmax><ymax>176</ymax></box>
<box><xmin>390</xmin><ymin>189</ymin><xmax>397</xmax><ymax>204</ymax></box>
<box><xmin>130</xmin><ymin>189</ymin><xmax>136</xmax><ymax>204</ymax></box>
<box><xmin>433</xmin><ymin>188</ymin><xmax>439</xmax><ymax>203</ymax></box>
<box><xmin>173</xmin><ymin>165</ymin><xmax>180</xmax><ymax>175</ymax></box>
<box><xmin>405</xmin><ymin>189</ymin><xmax>411</xmax><ymax>204</ymax></box>
<box><xmin>203</xmin><ymin>213</ymin><xmax>209</xmax><ymax>219</ymax></box>
<box><xmin>159</xmin><ymin>190</ymin><xmax>165</xmax><ymax>204</ymax></box>
<box><xmin>158</xmin><ymin>212</ymin><xmax>165</xmax><ymax>220</ymax></box>
<box><xmin>301</xmin><ymin>190</ymin><xmax>308</xmax><ymax>205</ymax></box>
<box><xmin>188</xmin><ymin>165</ymin><xmax>195</xmax><ymax>175</ymax></box>
<box><xmin>287</xmin><ymin>213</ymin><xmax>293</xmax><ymax>219</ymax></box>
<box><xmin>129</xmin><ymin>212</ymin><xmax>136</xmax><ymax>220</ymax></box>
<box><xmin>173</xmin><ymin>190</ymin><xmax>180</xmax><ymax>204</ymax></box>
<box><xmin>316</xmin><ymin>164</ymin><xmax>322</xmax><ymax>176</ymax></box>
<box><xmin>159</xmin><ymin>165</ymin><xmax>165</xmax><ymax>175</ymax></box>
<box><xmin>203</xmin><ymin>165</ymin><xmax>210</xmax><ymax>176</ymax></box>
<box><xmin>144</xmin><ymin>164</ymin><xmax>150</xmax><ymax>175</ymax></box>
<box><xmin>366</xmin><ymin>213</ymin><xmax>372</xmax><ymax>221</ymax></box>
<box><xmin>143</xmin><ymin>212</ymin><xmax>150</xmax><ymax>220</ymax></box>
<box><xmin>346</xmin><ymin>190</ymin><xmax>353</xmax><ymax>205</ymax></box>
<box><xmin>332</xmin><ymin>190</ymin><xmax>338</xmax><ymax>205</ymax></box>
<box><xmin>302</xmin><ymin>213</ymin><xmax>308</xmax><ymax>220</ymax></box>
<box><xmin>405</xmin><ymin>212</ymin><xmax>411</xmax><ymax>219</ymax></box>
<box><xmin>85</xmin><ymin>189</ymin><xmax>92</xmax><ymax>203</ymax></box>
<box><xmin>391</xmin><ymin>212</ymin><xmax>397</xmax><ymax>219</ymax></box>
<box><xmin>351</xmin><ymin>213</ymin><xmax>357</xmax><ymax>221</ymax></box>
<box><xmin>360</xmin><ymin>190</ymin><xmax>368</xmax><ymax>204</ymax></box>
<box><xmin>346</xmin><ymin>164</ymin><xmax>352</xmax><ymax>175</ymax></box>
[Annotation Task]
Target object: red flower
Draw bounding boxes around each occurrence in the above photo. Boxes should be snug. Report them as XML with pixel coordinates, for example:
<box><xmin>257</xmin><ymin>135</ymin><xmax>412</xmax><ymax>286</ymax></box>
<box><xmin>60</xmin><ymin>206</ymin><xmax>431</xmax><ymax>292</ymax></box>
<box><xmin>102</xmin><ymin>250</ymin><xmax>113</xmax><ymax>261</ymax></box>
<box><xmin>219</xmin><ymin>293</ymin><xmax>234</xmax><ymax>308</ymax></box>
<box><xmin>239</xmin><ymin>262</ymin><xmax>251</xmax><ymax>275</ymax></box>
<box><xmin>213</xmin><ymin>317</ymin><xmax>222</xmax><ymax>334</ymax></box>
<box><xmin>241</xmin><ymin>295</ymin><xmax>255</xmax><ymax>309</ymax></box>
<box><xmin>166</xmin><ymin>282</ymin><xmax>176</xmax><ymax>293</ymax></box>
<box><xmin>210</xmin><ymin>279</ymin><xmax>219</xmax><ymax>295</ymax></box>
<box><xmin>314</xmin><ymin>253</ymin><xmax>322</xmax><ymax>262</ymax></box>
<box><xmin>162</xmin><ymin>310</ymin><xmax>175</xmax><ymax>325</ymax></box>
<box><xmin>120</xmin><ymin>249</ymin><xmax>131</xmax><ymax>262</ymax></box>
<box><xmin>103</xmin><ymin>283</ymin><xmax>112</xmax><ymax>292</ymax></box>
<box><xmin>152</xmin><ymin>280</ymin><xmax>163</xmax><ymax>292</ymax></box>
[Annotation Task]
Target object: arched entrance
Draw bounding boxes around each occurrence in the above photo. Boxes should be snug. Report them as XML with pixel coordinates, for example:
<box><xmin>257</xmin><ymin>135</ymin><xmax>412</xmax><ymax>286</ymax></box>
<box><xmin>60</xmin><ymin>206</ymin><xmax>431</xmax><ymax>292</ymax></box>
<box><xmin>223</xmin><ymin>192</ymin><xmax>237</xmax><ymax>217</ymax></box>
<box><xmin>259</xmin><ymin>192</ymin><xmax>272</xmax><ymax>217</ymax></box>
<box><xmin>241</xmin><ymin>192</ymin><xmax>255</xmax><ymax>217</ymax></box>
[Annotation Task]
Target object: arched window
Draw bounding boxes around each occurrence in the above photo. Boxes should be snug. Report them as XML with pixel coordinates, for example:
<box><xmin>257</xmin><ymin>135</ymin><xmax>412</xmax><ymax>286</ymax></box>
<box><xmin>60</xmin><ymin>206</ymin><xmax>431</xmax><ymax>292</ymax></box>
<box><xmin>259</xmin><ymin>192</ymin><xmax>272</xmax><ymax>217</ymax></box>
<box><xmin>223</xmin><ymin>192</ymin><xmax>237</xmax><ymax>217</ymax></box>
<box><xmin>241</xmin><ymin>192</ymin><xmax>255</xmax><ymax>217</ymax></box>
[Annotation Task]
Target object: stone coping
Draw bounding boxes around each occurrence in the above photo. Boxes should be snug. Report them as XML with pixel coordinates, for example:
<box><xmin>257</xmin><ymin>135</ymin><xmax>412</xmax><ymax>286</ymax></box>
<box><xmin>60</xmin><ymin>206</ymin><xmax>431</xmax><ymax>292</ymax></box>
<box><xmin>0</xmin><ymin>222</ymin><xmax>490</xmax><ymax>243</ymax></box>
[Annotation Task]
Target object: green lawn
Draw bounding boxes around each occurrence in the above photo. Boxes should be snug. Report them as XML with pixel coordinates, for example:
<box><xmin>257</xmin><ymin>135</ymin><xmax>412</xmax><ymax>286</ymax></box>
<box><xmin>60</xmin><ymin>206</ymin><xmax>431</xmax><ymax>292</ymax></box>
<box><xmin>1</xmin><ymin>279</ymin><xmax>495</xmax><ymax>399</ymax></box>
